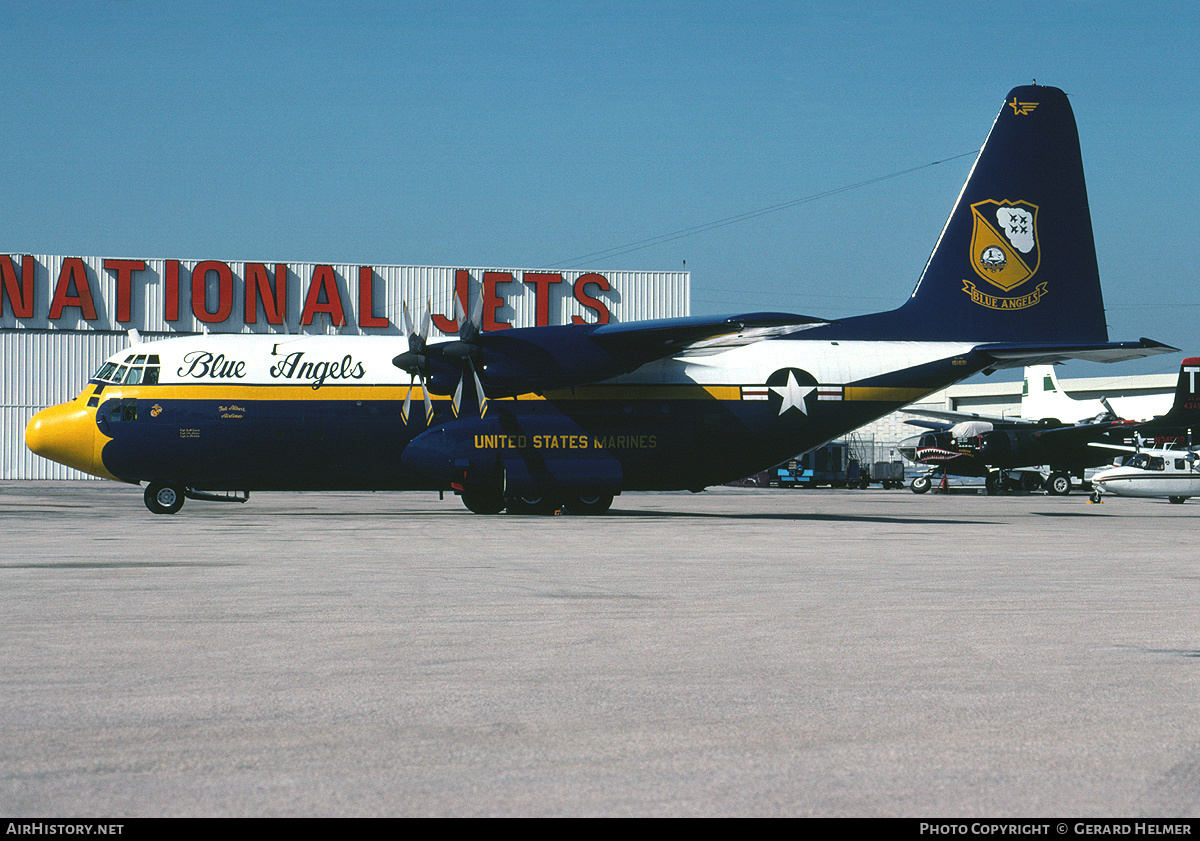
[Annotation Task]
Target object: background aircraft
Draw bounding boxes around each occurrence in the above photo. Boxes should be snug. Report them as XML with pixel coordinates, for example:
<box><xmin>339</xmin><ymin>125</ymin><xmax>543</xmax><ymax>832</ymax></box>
<box><xmin>902</xmin><ymin>357</ymin><xmax>1200</xmax><ymax>496</ymax></box>
<box><xmin>1089</xmin><ymin>444</ymin><xmax>1200</xmax><ymax>504</ymax></box>
<box><xmin>897</xmin><ymin>365</ymin><xmax>1137</xmax><ymax>494</ymax></box>
<box><xmin>25</xmin><ymin>85</ymin><xmax>1174</xmax><ymax>514</ymax></box>
<box><xmin>1021</xmin><ymin>364</ymin><xmax>1168</xmax><ymax>424</ymax></box>
<box><xmin>1087</xmin><ymin>356</ymin><xmax>1200</xmax><ymax>502</ymax></box>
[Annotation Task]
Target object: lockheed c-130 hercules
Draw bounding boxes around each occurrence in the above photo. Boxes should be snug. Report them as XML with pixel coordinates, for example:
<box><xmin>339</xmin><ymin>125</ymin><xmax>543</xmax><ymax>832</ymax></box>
<box><xmin>25</xmin><ymin>85</ymin><xmax>1176</xmax><ymax>515</ymax></box>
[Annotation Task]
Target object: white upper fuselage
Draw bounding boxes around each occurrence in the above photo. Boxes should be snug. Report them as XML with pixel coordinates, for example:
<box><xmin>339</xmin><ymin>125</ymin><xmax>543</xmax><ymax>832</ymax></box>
<box><xmin>104</xmin><ymin>333</ymin><xmax>978</xmax><ymax>396</ymax></box>
<box><xmin>1091</xmin><ymin>449</ymin><xmax>1200</xmax><ymax>500</ymax></box>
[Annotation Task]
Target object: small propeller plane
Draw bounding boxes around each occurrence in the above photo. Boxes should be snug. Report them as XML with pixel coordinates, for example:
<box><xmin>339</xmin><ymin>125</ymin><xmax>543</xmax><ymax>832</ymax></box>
<box><xmin>1089</xmin><ymin>357</ymin><xmax>1200</xmax><ymax>503</ymax></box>
<box><xmin>1089</xmin><ymin>446</ymin><xmax>1200</xmax><ymax>504</ymax></box>
<box><xmin>25</xmin><ymin>84</ymin><xmax>1176</xmax><ymax>515</ymax></box>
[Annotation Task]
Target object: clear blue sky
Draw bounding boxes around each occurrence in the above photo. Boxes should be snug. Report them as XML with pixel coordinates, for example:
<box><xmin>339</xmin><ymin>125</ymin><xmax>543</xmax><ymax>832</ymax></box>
<box><xmin>3</xmin><ymin>1</ymin><xmax>1196</xmax><ymax>380</ymax></box>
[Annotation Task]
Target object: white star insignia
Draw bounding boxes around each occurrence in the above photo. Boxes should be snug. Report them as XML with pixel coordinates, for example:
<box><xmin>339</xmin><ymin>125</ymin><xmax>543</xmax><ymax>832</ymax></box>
<box><xmin>770</xmin><ymin>371</ymin><xmax>815</xmax><ymax>416</ymax></box>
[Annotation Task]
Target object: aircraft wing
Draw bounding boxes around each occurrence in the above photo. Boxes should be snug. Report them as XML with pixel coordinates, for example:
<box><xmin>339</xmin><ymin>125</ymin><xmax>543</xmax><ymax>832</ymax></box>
<box><xmin>903</xmin><ymin>407</ymin><xmax>1040</xmax><ymax>427</ymax></box>
<box><xmin>902</xmin><ymin>417</ymin><xmax>956</xmax><ymax>430</ymax></box>
<box><xmin>588</xmin><ymin>311</ymin><xmax>829</xmax><ymax>356</ymax></box>
<box><xmin>1088</xmin><ymin>441</ymin><xmax>1140</xmax><ymax>454</ymax></box>
<box><xmin>1026</xmin><ymin>419</ymin><xmax>1138</xmax><ymax>445</ymax></box>
<box><xmin>974</xmin><ymin>339</ymin><xmax>1178</xmax><ymax>369</ymax></box>
<box><xmin>417</xmin><ymin>312</ymin><xmax>829</xmax><ymax>395</ymax></box>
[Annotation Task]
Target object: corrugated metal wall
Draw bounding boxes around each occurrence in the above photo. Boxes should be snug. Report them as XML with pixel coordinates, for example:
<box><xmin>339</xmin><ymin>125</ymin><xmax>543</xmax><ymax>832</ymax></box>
<box><xmin>2</xmin><ymin>256</ymin><xmax>689</xmax><ymax>479</ymax></box>
<box><xmin>3</xmin><ymin>331</ymin><xmax>128</xmax><ymax>479</ymax></box>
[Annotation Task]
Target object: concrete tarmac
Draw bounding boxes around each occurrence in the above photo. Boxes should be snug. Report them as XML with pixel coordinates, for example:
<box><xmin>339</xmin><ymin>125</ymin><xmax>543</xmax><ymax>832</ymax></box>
<box><xmin>1</xmin><ymin>481</ymin><xmax>1198</xmax><ymax>818</ymax></box>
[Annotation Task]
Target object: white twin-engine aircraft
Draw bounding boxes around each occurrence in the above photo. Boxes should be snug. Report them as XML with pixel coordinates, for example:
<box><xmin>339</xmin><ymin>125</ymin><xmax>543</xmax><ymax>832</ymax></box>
<box><xmin>26</xmin><ymin>85</ymin><xmax>1175</xmax><ymax>514</ymax></box>
<box><xmin>1089</xmin><ymin>358</ymin><xmax>1200</xmax><ymax>504</ymax></box>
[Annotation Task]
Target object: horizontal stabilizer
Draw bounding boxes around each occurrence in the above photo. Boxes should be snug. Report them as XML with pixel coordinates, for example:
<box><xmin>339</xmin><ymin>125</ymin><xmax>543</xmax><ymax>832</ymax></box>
<box><xmin>975</xmin><ymin>339</ymin><xmax>1178</xmax><ymax>369</ymax></box>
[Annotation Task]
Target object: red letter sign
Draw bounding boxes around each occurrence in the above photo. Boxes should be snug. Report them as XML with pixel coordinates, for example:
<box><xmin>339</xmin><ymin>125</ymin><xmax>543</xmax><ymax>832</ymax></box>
<box><xmin>358</xmin><ymin>266</ymin><xmax>389</xmax><ymax>328</ymax></box>
<box><xmin>300</xmin><ymin>265</ymin><xmax>347</xmax><ymax>326</ymax></box>
<box><xmin>48</xmin><ymin>258</ymin><xmax>98</xmax><ymax>321</ymax></box>
<box><xmin>571</xmin><ymin>273</ymin><xmax>611</xmax><ymax>325</ymax></box>
<box><xmin>0</xmin><ymin>255</ymin><xmax>35</xmax><ymax>319</ymax></box>
<box><xmin>192</xmin><ymin>260</ymin><xmax>234</xmax><ymax>324</ymax></box>
<box><xmin>105</xmin><ymin>259</ymin><xmax>146</xmax><ymax>323</ymax></box>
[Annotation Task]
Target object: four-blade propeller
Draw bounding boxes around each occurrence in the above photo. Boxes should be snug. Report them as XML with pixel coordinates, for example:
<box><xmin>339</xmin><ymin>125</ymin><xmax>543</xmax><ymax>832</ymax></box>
<box><xmin>396</xmin><ymin>301</ymin><xmax>435</xmax><ymax>426</ymax></box>
<box><xmin>392</xmin><ymin>295</ymin><xmax>490</xmax><ymax>425</ymax></box>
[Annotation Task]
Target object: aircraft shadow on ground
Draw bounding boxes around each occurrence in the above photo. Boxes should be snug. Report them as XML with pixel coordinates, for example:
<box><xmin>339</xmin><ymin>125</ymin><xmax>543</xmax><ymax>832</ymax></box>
<box><xmin>603</xmin><ymin>509</ymin><xmax>999</xmax><ymax>525</ymax></box>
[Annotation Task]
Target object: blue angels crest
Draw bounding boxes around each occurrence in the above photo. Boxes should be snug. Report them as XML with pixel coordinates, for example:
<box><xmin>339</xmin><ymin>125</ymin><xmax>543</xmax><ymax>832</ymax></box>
<box><xmin>969</xmin><ymin>200</ymin><xmax>1040</xmax><ymax>292</ymax></box>
<box><xmin>962</xmin><ymin>199</ymin><xmax>1048</xmax><ymax>311</ymax></box>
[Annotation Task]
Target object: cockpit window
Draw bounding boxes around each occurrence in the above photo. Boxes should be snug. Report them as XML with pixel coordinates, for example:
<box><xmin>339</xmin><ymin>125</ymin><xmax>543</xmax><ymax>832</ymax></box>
<box><xmin>1130</xmin><ymin>454</ymin><xmax>1166</xmax><ymax>470</ymax></box>
<box><xmin>95</xmin><ymin>362</ymin><xmax>118</xmax><ymax>381</ymax></box>
<box><xmin>92</xmin><ymin>354</ymin><xmax>161</xmax><ymax>384</ymax></box>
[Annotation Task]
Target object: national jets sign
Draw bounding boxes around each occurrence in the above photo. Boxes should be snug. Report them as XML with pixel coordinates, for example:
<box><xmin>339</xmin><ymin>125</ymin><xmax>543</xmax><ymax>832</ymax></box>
<box><xmin>0</xmin><ymin>255</ymin><xmax>689</xmax><ymax>334</ymax></box>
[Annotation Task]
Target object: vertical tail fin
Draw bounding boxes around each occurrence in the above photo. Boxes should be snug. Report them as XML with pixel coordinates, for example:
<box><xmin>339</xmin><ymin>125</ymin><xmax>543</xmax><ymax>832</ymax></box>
<box><xmin>884</xmin><ymin>85</ymin><xmax>1108</xmax><ymax>342</ymax></box>
<box><xmin>1022</xmin><ymin>363</ymin><xmax>1112</xmax><ymax>422</ymax></box>
<box><xmin>1142</xmin><ymin>358</ymin><xmax>1200</xmax><ymax>432</ymax></box>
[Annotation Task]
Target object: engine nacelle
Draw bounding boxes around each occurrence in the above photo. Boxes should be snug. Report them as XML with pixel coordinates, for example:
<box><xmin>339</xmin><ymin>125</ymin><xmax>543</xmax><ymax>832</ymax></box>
<box><xmin>401</xmin><ymin>416</ymin><xmax>623</xmax><ymax>497</ymax></box>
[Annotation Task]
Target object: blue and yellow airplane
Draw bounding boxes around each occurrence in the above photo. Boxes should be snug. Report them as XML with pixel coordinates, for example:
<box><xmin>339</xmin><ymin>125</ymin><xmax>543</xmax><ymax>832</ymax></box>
<box><xmin>25</xmin><ymin>85</ymin><xmax>1175</xmax><ymax>515</ymax></box>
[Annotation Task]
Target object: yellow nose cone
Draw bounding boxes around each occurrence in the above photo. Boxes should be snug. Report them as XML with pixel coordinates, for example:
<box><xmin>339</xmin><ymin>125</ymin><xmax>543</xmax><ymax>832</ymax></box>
<box><xmin>25</xmin><ymin>400</ymin><xmax>116</xmax><ymax>480</ymax></box>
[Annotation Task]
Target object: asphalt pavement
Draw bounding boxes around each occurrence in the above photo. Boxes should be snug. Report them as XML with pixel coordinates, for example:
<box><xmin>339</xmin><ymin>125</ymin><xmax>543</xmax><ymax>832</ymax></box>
<box><xmin>2</xmin><ymin>481</ymin><xmax>1197</xmax><ymax>817</ymax></box>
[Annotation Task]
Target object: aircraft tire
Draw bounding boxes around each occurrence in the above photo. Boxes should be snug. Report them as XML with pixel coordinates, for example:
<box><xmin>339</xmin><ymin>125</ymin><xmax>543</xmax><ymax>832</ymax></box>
<box><xmin>910</xmin><ymin>476</ymin><xmax>931</xmax><ymax>494</ymax></box>
<box><xmin>985</xmin><ymin>472</ymin><xmax>999</xmax><ymax>495</ymax></box>
<box><xmin>1046</xmin><ymin>472</ymin><xmax>1072</xmax><ymax>496</ymax></box>
<box><xmin>1021</xmin><ymin>472</ymin><xmax>1044</xmax><ymax>492</ymax></box>
<box><xmin>144</xmin><ymin>482</ymin><xmax>185</xmax><ymax>515</ymax></box>
<box><xmin>1169</xmin><ymin>496</ymin><xmax>1187</xmax><ymax>504</ymax></box>
<box><xmin>566</xmin><ymin>492</ymin><xmax>614</xmax><ymax>515</ymax></box>
<box><xmin>506</xmin><ymin>495</ymin><xmax>560</xmax><ymax>515</ymax></box>
<box><xmin>461</xmin><ymin>486</ymin><xmax>506</xmax><ymax>515</ymax></box>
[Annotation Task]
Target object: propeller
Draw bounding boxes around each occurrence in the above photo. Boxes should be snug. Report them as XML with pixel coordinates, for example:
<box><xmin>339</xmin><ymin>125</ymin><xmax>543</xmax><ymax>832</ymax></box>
<box><xmin>392</xmin><ymin>294</ymin><xmax>491</xmax><ymax>424</ymax></box>
<box><xmin>396</xmin><ymin>301</ymin><xmax>434</xmax><ymax>426</ymax></box>
<box><xmin>447</xmin><ymin>294</ymin><xmax>489</xmax><ymax>419</ymax></box>
<box><xmin>1100</xmin><ymin>396</ymin><xmax>1118</xmax><ymax>422</ymax></box>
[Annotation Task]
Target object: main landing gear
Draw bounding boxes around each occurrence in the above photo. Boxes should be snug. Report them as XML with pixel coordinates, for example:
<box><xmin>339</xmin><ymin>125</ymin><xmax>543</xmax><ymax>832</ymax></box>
<box><xmin>984</xmin><ymin>470</ymin><xmax>1048</xmax><ymax>495</ymax></box>
<box><xmin>501</xmin><ymin>492</ymin><xmax>616</xmax><ymax>515</ymax></box>
<box><xmin>459</xmin><ymin>486</ymin><xmax>615</xmax><ymax>515</ymax></box>
<box><xmin>1045</xmin><ymin>471</ymin><xmax>1073</xmax><ymax>496</ymax></box>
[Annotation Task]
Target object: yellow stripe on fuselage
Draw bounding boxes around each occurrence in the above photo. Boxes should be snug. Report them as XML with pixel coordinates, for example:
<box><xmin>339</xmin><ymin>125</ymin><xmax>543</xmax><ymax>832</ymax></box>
<box><xmin>540</xmin><ymin>384</ymin><xmax>742</xmax><ymax>401</ymax></box>
<box><xmin>842</xmin><ymin>386</ymin><xmax>930</xmax><ymax>402</ymax></box>
<box><xmin>89</xmin><ymin>382</ymin><xmax>745</xmax><ymax>402</ymax></box>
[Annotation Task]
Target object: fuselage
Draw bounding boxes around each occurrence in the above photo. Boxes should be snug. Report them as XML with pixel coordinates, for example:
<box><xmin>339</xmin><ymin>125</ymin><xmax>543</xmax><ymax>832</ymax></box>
<box><xmin>25</xmin><ymin>331</ymin><xmax>987</xmax><ymax>495</ymax></box>
<box><xmin>1090</xmin><ymin>451</ymin><xmax>1200</xmax><ymax>500</ymax></box>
